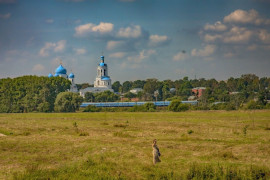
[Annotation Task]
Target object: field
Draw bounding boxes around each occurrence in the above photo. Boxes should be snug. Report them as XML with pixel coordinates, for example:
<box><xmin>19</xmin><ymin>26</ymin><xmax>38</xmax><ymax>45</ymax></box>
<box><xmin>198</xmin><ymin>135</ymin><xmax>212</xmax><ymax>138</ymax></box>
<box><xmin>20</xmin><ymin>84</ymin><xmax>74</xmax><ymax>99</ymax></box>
<box><xmin>0</xmin><ymin>111</ymin><xmax>270</xmax><ymax>179</ymax></box>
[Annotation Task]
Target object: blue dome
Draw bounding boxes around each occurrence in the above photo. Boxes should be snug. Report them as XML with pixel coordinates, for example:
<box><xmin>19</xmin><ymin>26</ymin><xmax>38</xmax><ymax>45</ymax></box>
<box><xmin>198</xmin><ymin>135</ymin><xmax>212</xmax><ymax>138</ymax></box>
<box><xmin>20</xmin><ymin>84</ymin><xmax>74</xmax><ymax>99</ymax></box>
<box><xmin>69</xmin><ymin>73</ymin><xmax>75</xmax><ymax>78</ymax></box>
<box><xmin>48</xmin><ymin>73</ymin><xmax>53</xmax><ymax>78</ymax></box>
<box><xmin>99</xmin><ymin>63</ymin><xmax>105</xmax><ymax>66</ymax></box>
<box><xmin>55</xmin><ymin>65</ymin><xmax>67</xmax><ymax>74</ymax></box>
<box><xmin>101</xmin><ymin>56</ymin><xmax>104</xmax><ymax>60</ymax></box>
<box><xmin>101</xmin><ymin>76</ymin><xmax>110</xmax><ymax>80</ymax></box>
<box><xmin>54</xmin><ymin>73</ymin><xmax>59</xmax><ymax>77</ymax></box>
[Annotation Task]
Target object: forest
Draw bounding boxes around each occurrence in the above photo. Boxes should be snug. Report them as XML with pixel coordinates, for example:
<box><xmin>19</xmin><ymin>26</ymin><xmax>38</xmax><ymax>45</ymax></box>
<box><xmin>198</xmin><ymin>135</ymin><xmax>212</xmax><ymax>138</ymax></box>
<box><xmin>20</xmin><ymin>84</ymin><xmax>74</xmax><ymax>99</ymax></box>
<box><xmin>1</xmin><ymin>74</ymin><xmax>270</xmax><ymax>112</ymax></box>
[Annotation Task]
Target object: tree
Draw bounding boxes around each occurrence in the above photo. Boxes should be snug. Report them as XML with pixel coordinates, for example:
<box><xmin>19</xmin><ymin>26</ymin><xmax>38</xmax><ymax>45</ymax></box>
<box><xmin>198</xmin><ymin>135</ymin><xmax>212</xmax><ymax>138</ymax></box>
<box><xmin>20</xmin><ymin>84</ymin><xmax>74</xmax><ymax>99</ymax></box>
<box><xmin>112</xmin><ymin>81</ymin><xmax>122</xmax><ymax>92</ymax></box>
<box><xmin>85</xmin><ymin>92</ymin><xmax>95</xmax><ymax>102</ymax></box>
<box><xmin>122</xmin><ymin>81</ymin><xmax>132</xmax><ymax>93</ymax></box>
<box><xmin>54</xmin><ymin>92</ymin><xmax>83</xmax><ymax>112</ymax></box>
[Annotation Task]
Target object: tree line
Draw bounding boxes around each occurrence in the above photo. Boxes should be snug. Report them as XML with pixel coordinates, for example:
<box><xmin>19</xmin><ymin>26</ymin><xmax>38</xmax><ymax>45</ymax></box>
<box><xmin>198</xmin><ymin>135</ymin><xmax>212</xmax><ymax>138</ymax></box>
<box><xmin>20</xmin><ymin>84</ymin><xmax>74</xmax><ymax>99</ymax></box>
<box><xmin>1</xmin><ymin>74</ymin><xmax>270</xmax><ymax>113</ymax></box>
<box><xmin>0</xmin><ymin>76</ymin><xmax>82</xmax><ymax>113</ymax></box>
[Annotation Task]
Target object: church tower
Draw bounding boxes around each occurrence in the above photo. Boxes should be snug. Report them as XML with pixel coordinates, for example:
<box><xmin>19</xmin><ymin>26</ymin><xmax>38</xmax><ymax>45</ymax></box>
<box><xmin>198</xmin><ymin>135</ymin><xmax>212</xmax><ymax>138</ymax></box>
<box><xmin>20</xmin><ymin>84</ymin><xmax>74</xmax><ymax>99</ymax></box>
<box><xmin>94</xmin><ymin>56</ymin><xmax>112</xmax><ymax>89</ymax></box>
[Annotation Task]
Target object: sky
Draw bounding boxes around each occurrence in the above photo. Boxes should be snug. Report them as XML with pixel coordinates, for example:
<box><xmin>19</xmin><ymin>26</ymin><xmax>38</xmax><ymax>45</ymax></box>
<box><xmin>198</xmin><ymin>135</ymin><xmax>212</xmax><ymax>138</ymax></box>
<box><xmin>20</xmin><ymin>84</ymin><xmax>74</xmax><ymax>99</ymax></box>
<box><xmin>0</xmin><ymin>0</ymin><xmax>270</xmax><ymax>83</ymax></box>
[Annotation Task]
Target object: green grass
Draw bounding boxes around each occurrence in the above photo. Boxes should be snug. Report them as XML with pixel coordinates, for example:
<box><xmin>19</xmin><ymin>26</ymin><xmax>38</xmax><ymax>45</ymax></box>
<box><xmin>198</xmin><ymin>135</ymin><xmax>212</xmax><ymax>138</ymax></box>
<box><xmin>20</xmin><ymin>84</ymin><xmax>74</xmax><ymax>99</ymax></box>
<box><xmin>0</xmin><ymin>110</ymin><xmax>270</xmax><ymax>179</ymax></box>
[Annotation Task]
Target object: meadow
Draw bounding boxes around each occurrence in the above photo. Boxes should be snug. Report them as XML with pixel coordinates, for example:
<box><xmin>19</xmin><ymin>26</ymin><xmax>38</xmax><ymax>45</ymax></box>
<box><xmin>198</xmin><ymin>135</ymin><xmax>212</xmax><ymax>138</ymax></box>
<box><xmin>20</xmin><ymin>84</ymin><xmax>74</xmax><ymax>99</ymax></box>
<box><xmin>0</xmin><ymin>111</ymin><xmax>270</xmax><ymax>179</ymax></box>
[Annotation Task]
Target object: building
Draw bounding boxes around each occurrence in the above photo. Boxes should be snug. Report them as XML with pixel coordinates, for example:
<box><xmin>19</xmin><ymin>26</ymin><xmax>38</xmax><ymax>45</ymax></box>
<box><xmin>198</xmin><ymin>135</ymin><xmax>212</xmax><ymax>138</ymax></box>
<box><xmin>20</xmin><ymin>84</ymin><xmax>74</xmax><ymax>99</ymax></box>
<box><xmin>48</xmin><ymin>64</ymin><xmax>78</xmax><ymax>93</ymax></box>
<box><xmin>80</xmin><ymin>56</ymin><xmax>114</xmax><ymax>97</ymax></box>
<box><xmin>130</xmin><ymin>88</ymin><xmax>143</xmax><ymax>94</ymax></box>
<box><xmin>192</xmin><ymin>87</ymin><xmax>206</xmax><ymax>98</ymax></box>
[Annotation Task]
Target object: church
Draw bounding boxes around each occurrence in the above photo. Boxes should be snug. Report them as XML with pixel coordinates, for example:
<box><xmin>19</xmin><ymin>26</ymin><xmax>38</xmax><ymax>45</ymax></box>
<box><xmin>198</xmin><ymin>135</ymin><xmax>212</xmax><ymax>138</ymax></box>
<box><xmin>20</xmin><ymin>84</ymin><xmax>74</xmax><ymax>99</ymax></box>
<box><xmin>80</xmin><ymin>55</ymin><xmax>114</xmax><ymax>97</ymax></box>
<box><xmin>48</xmin><ymin>63</ymin><xmax>78</xmax><ymax>93</ymax></box>
<box><xmin>48</xmin><ymin>55</ymin><xmax>114</xmax><ymax>97</ymax></box>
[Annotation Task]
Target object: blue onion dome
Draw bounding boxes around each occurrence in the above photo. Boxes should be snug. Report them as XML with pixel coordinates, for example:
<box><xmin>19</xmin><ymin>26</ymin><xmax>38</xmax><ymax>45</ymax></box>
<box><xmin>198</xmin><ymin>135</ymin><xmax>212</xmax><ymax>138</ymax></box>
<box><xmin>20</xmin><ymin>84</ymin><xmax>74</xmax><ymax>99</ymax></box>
<box><xmin>54</xmin><ymin>73</ymin><xmax>59</xmax><ymax>77</ymax></box>
<box><xmin>55</xmin><ymin>64</ymin><xmax>67</xmax><ymax>74</ymax></box>
<box><xmin>48</xmin><ymin>73</ymin><xmax>53</xmax><ymax>78</ymax></box>
<box><xmin>69</xmin><ymin>73</ymin><xmax>75</xmax><ymax>78</ymax></box>
<box><xmin>99</xmin><ymin>62</ymin><xmax>105</xmax><ymax>66</ymax></box>
<box><xmin>101</xmin><ymin>56</ymin><xmax>104</xmax><ymax>60</ymax></box>
<box><xmin>101</xmin><ymin>76</ymin><xmax>110</xmax><ymax>80</ymax></box>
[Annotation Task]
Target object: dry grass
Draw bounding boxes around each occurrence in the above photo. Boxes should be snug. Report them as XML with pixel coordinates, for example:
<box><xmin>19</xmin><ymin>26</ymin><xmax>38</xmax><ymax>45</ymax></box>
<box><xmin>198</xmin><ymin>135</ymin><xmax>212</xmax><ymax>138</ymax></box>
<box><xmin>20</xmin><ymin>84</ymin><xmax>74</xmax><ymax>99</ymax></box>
<box><xmin>0</xmin><ymin>110</ymin><xmax>270</xmax><ymax>179</ymax></box>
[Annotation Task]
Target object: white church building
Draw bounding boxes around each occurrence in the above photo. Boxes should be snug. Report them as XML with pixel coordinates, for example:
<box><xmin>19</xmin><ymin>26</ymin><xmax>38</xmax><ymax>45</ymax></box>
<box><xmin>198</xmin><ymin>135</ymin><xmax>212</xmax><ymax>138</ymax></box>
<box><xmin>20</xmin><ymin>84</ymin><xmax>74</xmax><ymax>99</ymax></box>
<box><xmin>80</xmin><ymin>55</ymin><xmax>114</xmax><ymax>97</ymax></box>
<box><xmin>48</xmin><ymin>55</ymin><xmax>114</xmax><ymax>96</ymax></box>
<box><xmin>48</xmin><ymin>64</ymin><xmax>78</xmax><ymax>93</ymax></box>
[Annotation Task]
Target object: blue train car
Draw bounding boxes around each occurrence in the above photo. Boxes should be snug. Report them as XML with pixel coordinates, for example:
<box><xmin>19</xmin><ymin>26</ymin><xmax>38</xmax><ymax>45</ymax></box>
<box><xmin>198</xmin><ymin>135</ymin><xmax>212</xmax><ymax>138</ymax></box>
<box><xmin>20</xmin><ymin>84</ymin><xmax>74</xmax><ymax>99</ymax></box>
<box><xmin>80</xmin><ymin>101</ymin><xmax>197</xmax><ymax>108</ymax></box>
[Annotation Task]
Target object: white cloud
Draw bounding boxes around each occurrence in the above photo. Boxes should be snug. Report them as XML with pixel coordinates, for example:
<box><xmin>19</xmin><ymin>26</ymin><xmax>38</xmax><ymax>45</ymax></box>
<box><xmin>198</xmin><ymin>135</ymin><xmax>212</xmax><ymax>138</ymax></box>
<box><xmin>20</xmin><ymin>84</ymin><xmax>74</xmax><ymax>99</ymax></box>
<box><xmin>109</xmin><ymin>52</ymin><xmax>126</xmax><ymax>58</ymax></box>
<box><xmin>259</xmin><ymin>29</ymin><xmax>270</xmax><ymax>43</ymax></box>
<box><xmin>149</xmin><ymin>35</ymin><xmax>170</xmax><ymax>47</ymax></box>
<box><xmin>127</xmin><ymin>49</ymin><xmax>156</xmax><ymax>63</ymax></box>
<box><xmin>39</xmin><ymin>40</ymin><xmax>66</xmax><ymax>57</ymax></box>
<box><xmin>224</xmin><ymin>9</ymin><xmax>270</xmax><ymax>25</ymax></box>
<box><xmin>75</xmin><ymin>22</ymin><xmax>114</xmax><ymax>37</ymax></box>
<box><xmin>32</xmin><ymin>64</ymin><xmax>45</xmax><ymax>72</ymax></box>
<box><xmin>117</xmin><ymin>25</ymin><xmax>142</xmax><ymax>38</ymax></box>
<box><xmin>191</xmin><ymin>45</ymin><xmax>216</xmax><ymax>57</ymax></box>
<box><xmin>0</xmin><ymin>13</ymin><xmax>11</xmax><ymax>19</ymax></box>
<box><xmin>223</xmin><ymin>27</ymin><xmax>253</xmax><ymax>43</ymax></box>
<box><xmin>45</xmin><ymin>19</ymin><xmax>54</xmax><ymax>23</ymax></box>
<box><xmin>173</xmin><ymin>52</ymin><xmax>189</xmax><ymax>61</ymax></box>
<box><xmin>204</xmin><ymin>21</ymin><xmax>227</xmax><ymax>31</ymax></box>
<box><xmin>106</xmin><ymin>41</ymin><xmax>125</xmax><ymax>50</ymax></box>
<box><xmin>74</xmin><ymin>48</ymin><xmax>87</xmax><ymax>55</ymax></box>
<box><xmin>54</xmin><ymin>40</ymin><xmax>66</xmax><ymax>52</ymax></box>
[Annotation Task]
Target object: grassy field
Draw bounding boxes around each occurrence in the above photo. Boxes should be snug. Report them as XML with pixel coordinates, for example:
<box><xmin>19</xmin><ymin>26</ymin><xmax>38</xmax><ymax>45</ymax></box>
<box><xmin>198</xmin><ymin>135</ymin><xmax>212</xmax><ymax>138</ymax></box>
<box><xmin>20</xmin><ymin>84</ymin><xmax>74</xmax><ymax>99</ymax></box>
<box><xmin>0</xmin><ymin>111</ymin><xmax>270</xmax><ymax>179</ymax></box>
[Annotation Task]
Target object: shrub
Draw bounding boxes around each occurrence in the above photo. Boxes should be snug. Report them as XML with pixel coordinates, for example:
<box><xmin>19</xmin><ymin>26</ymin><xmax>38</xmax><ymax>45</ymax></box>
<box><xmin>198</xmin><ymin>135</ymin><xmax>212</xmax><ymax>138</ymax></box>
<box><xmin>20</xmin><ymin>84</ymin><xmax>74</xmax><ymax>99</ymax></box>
<box><xmin>245</xmin><ymin>100</ymin><xmax>263</xmax><ymax>110</ymax></box>
<box><xmin>168</xmin><ymin>100</ymin><xmax>189</xmax><ymax>112</ymax></box>
<box><xmin>168</xmin><ymin>100</ymin><xmax>181</xmax><ymax>112</ymax></box>
<box><xmin>143</xmin><ymin>102</ymin><xmax>156</xmax><ymax>111</ymax></box>
<box><xmin>83</xmin><ymin>105</ymin><xmax>101</xmax><ymax>112</ymax></box>
<box><xmin>54</xmin><ymin>92</ymin><xmax>83</xmax><ymax>112</ymax></box>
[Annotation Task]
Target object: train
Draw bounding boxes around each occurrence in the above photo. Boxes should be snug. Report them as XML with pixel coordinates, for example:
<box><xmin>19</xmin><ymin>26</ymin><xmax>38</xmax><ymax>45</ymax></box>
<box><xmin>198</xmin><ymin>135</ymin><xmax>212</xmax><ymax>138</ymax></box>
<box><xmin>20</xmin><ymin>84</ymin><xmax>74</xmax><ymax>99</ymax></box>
<box><xmin>80</xmin><ymin>101</ymin><xmax>198</xmax><ymax>108</ymax></box>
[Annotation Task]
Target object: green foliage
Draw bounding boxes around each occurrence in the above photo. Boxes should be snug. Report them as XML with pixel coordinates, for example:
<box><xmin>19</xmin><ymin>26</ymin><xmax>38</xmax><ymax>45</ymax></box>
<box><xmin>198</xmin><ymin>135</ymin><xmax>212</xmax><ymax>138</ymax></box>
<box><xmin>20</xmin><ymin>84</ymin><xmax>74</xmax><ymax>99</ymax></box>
<box><xmin>94</xmin><ymin>91</ymin><xmax>120</xmax><ymax>102</ymax></box>
<box><xmin>83</xmin><ymin>105</ymin><xmax>102</xmax><ymax>112</ymax></box>
<box><xmin>54</xmin><ymin>92</ymin><xmax>83</xmax><ymax>112</ymax></box>
<box><xmin>0</xmin><ymin>76</ymin><xmax>71</xmax><ymax>113</ymax></box>
<box><xmin>112</xmin><ymin>81</ymin><xmax>122</xmax><ymax>93</ymax></box>
<box><xmin>168</xmin><ymin>100</ymin><xmax>189</xmax><ymax>112</ymax></box>
<box><xmin>84</xmin><ymin>92</ymin><xmax>95</xmax><ymax>102</ymax></box>
<box><xmin>245</xmin><ymin>100</ymin><xmax>264</xmax><ymax>109</ymax></box>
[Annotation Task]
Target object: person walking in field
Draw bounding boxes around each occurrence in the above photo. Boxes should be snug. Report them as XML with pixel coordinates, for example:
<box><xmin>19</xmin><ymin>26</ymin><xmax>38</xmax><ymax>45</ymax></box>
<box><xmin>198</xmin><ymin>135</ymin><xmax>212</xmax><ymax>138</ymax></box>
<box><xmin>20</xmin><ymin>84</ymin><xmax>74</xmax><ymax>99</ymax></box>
<box><xmin>152</xmin><ymin>139</ymin><xmax>161</xmax><ymax>164</ymax></box>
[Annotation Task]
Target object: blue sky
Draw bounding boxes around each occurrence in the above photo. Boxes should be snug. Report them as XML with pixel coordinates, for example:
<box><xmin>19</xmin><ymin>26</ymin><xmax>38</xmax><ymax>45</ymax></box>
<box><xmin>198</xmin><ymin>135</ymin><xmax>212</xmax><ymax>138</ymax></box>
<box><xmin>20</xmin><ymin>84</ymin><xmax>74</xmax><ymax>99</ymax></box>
<box><xmin>1</xmin><ymin>0</ymin><xmax>270</xmax><ymax>83</ymax></box>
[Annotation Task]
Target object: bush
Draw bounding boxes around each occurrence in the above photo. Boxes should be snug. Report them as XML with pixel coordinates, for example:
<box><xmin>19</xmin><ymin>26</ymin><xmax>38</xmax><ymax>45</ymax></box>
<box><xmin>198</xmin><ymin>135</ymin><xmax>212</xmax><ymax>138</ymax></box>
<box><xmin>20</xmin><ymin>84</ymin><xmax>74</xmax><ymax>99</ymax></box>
<box><xmin>168</xmin><ymin>100</ymin><xmax>189</xmax><ymax>112</ymax></box>
<box><xmin>143</xmin><ymin>102</ymin><xmax>156</xmax><ymax>111</ymax></box>
<box><xmin>83</xmin><ymin>105</ymin><xmax>101</xmax><ymax>112</ymax></box>
<box><xmin>54</xmin><ymin>92</ymin><xmax>83</xmax><ymax>112</ymax></box>
<box><xmin>245</xmin><ymin>100</ymin><xmax>263</xmax><ymax>110</ymax></box>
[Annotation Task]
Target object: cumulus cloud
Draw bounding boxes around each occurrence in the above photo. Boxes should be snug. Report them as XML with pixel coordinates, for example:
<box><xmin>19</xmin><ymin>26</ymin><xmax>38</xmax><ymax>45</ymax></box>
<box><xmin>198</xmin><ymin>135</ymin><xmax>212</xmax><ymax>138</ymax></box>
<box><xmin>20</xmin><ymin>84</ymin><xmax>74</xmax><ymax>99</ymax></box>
<box><xmin>224</xmin><ymin>9</ymin><xmax>270</xmax><ymax>25</ymax></box>
<box><xmin>173</xmin><ymin>52</ymin><xmax>189</xmax><ymax>61</ymax></box>
<box><xmin>75</xmin><ymin>22</ymin><xmax>114</xmax><ymax>37</ymax></box>
<box><xmin>0</xmin><ymin>13</ymin><xmax>11</xmax><ymax>19</ymax></box>
<box><xmin>32</xmin><ymin>64</ymin><xmax>45</xmax><ymax>72</ymax></box>
<box><xmin>259</xmin><ymin>29</ymin><xmax>270</xmax><ymax>43</ymax></box>
<box><xmin>106</xmin><ymin>41</ymin><xmax>125</xmax><ymax>50</ymax></box>
<box><xmin>74</xmin><ymin>48</ymin><xmax>87</xmax><ymax>55</ymax></box>
<box><xmin>39</xmin><ymin>40</ymin><xmax>66</xmax><ymax>57</ymax></box>
<box><xmin>127</xmin><ymin>49</ymin><xmax>156</xmax><ymax>63</ymax></box>
<box><xmin>204</xmin><ymin>21</ymin><xmax>227</xmax><ymax>31</ymax></box>
<box><xmin>117</xmin><ymin>25</ymin><xmax>142</xmax><ymax>38</ymax></box>
<box><xmin>149</xmin><ymin>35</ymin><xmax>170</xmax><ymax>47</ymax></box>
<box><xmin>109</xmin><ymin>52</ymin><xmax>126</xmax><ymax>58</ymax></box>
<box><xmin>191</xmin><ymin>45</ymin><xmax>216</xmax><ymax>57</ymax></box>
